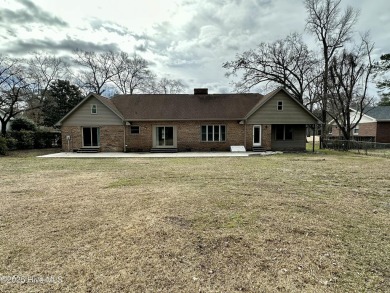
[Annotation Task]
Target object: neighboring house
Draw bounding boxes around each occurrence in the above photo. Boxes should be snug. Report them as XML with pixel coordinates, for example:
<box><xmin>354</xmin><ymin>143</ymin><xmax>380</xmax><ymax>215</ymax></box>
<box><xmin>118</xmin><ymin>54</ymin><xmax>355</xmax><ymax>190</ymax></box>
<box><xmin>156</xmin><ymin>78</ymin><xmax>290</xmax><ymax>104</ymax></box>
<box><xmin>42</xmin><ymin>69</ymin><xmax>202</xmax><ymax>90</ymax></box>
<box><xmin>56</xmin><ymin>87</ymin><xmax>321</xmax><ymax>152</ymax></box>
<box><xmin>329</xmin><ymin>106</ymin><xmax>390</xmax><ymax>143</ymax></box>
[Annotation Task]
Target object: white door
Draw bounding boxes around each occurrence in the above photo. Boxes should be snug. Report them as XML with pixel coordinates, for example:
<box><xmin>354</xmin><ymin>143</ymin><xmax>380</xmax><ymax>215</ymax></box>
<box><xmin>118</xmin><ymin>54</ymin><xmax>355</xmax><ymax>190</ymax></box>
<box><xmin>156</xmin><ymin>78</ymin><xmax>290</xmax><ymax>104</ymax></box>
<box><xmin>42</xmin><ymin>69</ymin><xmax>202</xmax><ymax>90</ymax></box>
<box><xmin>253</xmin><ymin>125</ymin><xmax>262</xmax><ymax>147</ymax></box>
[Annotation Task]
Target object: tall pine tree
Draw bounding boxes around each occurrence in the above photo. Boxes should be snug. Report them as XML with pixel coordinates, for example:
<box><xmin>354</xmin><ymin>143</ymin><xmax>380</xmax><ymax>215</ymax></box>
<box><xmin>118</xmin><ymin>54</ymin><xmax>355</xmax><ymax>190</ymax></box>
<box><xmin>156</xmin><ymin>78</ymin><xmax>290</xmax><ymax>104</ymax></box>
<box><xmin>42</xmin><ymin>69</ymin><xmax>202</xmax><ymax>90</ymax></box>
<box><xmin>376</xmin><ymin>53</ymin><xmax>390</xmax><ymax>104</ymax></box>
<box><xmin>42</xmin><ymin>80</ymin><xmax>84</xmax><ymax>127</ymax></box>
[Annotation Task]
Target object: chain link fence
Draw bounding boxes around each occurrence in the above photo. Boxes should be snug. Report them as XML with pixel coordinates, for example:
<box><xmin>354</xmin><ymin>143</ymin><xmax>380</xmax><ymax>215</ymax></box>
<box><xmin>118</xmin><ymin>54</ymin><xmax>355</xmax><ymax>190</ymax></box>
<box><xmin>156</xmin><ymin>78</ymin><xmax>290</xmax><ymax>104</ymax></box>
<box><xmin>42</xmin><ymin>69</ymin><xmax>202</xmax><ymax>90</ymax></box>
<box><xmin>323</xmin><ymin>139</ymin><xmax>390</xmax><ymax>157</ymax></box>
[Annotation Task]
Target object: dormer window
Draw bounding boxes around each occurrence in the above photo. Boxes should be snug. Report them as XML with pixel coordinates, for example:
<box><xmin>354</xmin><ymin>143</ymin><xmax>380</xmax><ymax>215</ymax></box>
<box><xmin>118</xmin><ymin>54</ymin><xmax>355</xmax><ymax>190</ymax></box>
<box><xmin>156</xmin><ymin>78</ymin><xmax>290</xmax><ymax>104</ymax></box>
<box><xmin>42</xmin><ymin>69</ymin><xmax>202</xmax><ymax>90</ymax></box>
<box><xmin>91</xmin><ymin>104</ymin><xmax>97</xmax><ymax>114</ymax></box>
<box><xmin>277</xmin><ymin>101</ymin><xmax>283</xmax><ymax>111</ymax></box>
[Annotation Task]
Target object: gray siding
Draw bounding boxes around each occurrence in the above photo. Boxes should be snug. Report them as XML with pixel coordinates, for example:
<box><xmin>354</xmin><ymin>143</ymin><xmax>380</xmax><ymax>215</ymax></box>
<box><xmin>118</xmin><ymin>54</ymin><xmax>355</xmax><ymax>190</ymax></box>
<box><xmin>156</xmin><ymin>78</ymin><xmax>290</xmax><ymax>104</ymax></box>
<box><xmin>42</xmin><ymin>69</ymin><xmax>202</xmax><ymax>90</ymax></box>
<box><xmin>247</xmin><ymin>92</ymin><xmax>317</xmax><ymax>124</ymax></box>
<box><xmin>271</xmin><ymin>125</ymin><xmax>306</xmax><ymax>151</ymax></box>
<box><xmin>62</xmin><ymin>96</ymin><xmax>123</xmax><ymax>126</ymax></box>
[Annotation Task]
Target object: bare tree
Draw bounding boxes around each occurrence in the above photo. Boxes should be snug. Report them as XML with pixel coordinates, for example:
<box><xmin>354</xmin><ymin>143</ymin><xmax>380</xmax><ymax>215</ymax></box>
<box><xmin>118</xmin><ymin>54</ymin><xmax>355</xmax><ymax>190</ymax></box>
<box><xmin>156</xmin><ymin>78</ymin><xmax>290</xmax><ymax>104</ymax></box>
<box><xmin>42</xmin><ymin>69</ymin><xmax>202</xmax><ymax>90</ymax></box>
<box><xmin>327</xmin><ymin>36</ymin><xmax>374</xmax><ymax>140</ymax></box>
<box><xmin>73</xmin><ymin>49</ymin><xmax>116</xmax><ymax>95</ymax></box>
<box><xmin>26</xmin><ymin>52</ymin><xmax>70</xmax><ymax>124</ymax></box>
<box><xmin>304</xmin><ymin>0</ymin><xmax>359</xmax><ymax>141</ymax></box>
<box><xmin>111</xmin><ymin>52</ymin><xmax>155</xmax><ymax>94</ymax></box>
<box><xmin>223</xmin><ymin>33</ymin><xmax>320</xmax><ymax>104</ymax></box>
<box><xmin>0</xmin><ymin>57</ymin><xmax>31</xmax><ymax>135</ymax></box>
<box><xmin>148</xmin><ymin>77</ymin><xmax>186</xmax><ymax>94</ymax></box>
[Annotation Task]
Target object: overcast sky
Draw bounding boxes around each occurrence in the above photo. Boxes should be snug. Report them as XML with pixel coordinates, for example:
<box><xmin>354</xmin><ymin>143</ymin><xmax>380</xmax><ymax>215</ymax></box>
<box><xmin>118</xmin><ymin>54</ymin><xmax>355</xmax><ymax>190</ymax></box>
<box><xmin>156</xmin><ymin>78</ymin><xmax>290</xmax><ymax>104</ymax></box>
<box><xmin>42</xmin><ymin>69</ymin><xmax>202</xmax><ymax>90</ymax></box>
<box><xmin>0</xmin><ymin>0</ymin><xmax>389</xmax><ymax>95</ymax></box>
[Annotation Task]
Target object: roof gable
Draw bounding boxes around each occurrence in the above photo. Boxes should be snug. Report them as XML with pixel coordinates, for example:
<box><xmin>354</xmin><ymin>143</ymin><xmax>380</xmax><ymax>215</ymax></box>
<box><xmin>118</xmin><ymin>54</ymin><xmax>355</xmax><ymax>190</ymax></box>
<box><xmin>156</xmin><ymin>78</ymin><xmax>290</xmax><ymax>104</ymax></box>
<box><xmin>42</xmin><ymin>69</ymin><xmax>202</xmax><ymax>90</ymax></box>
<box><xmin>56</xmin><ymin>93</ymin><xmax>124</xmax><ymax>126</ymax></box>
<box><xmin>245</xmin><ymin>87</ymin><xmax>321</xmax><ymax>124</ymax></box>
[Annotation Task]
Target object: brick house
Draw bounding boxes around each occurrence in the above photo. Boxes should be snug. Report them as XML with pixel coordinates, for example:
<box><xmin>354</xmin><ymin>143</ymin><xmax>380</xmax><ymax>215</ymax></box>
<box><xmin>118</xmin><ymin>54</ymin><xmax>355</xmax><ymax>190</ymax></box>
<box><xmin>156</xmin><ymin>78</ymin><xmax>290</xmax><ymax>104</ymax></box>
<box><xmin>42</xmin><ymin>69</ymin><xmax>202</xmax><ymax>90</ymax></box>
<box><xmin>56</xmin><ymin>87</ymin><xmax>321</xmax><ymax>152</ymax></box>
<box><xmin>329</xmin><ymin>106</ymin><xmax>390</xmax><ymax>143</ymax></box>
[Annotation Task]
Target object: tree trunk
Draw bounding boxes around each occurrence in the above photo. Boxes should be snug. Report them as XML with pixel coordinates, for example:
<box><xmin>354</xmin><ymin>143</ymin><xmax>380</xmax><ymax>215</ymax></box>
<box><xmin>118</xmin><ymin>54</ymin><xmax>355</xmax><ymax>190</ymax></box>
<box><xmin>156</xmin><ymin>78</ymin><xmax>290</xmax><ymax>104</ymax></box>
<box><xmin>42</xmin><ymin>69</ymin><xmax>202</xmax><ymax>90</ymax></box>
<box><xmin>1</xmin><ymin>121</ymin><xmax>7</xmax><ymax>136</ymax></box>
<box><xmin>321</xmin><ymin>53</ymin><xmax>329</xmax><ymax>149</ymax></box>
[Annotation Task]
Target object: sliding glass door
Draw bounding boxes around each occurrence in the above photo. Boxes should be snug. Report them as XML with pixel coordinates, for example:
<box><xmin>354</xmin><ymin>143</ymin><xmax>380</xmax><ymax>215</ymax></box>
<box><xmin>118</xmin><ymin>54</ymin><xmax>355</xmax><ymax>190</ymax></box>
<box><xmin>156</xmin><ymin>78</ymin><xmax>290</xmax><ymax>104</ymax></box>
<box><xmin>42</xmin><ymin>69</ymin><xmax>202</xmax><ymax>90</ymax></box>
<box><xmin>83</xmin><ymin>127</ymin><xmax>100</xmax><ymax>147</ymax></box>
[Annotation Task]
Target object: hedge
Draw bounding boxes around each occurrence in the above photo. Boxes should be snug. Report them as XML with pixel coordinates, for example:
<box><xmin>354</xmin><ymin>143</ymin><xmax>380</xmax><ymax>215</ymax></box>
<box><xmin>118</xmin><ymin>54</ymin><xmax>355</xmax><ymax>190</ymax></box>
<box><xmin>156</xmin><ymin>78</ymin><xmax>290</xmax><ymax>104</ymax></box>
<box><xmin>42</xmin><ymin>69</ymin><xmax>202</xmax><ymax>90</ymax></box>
<box><xmin>7</xmin><ymin>131</ymin><xmax>60</xmax><ymax>150</ymax></box>
<box><xmin>0</xmin><ymin>136</ymin><xmax>7</xmax><ymax>155</ymax></box>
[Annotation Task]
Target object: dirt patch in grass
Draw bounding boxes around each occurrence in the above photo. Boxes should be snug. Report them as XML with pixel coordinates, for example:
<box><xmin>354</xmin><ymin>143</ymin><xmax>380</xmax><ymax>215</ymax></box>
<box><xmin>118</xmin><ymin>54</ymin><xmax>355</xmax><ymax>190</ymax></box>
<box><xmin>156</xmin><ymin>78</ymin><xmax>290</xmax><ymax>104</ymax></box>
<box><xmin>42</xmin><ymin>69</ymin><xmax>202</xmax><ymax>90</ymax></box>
<box><xmin>0</xmin><ymin>153</ymin><xmax>389</xmax><ymax>292</ymax></box>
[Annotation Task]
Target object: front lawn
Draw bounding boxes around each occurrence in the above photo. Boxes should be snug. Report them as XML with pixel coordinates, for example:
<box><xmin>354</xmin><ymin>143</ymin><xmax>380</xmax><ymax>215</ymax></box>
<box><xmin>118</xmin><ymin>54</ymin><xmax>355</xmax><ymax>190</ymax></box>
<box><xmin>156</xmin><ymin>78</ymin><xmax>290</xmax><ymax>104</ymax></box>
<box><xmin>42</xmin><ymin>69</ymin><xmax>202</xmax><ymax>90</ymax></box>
<box><xmin>0</xmin><ymin>151</ymin><xmax>389</xmax><ymax>292</ymax></box>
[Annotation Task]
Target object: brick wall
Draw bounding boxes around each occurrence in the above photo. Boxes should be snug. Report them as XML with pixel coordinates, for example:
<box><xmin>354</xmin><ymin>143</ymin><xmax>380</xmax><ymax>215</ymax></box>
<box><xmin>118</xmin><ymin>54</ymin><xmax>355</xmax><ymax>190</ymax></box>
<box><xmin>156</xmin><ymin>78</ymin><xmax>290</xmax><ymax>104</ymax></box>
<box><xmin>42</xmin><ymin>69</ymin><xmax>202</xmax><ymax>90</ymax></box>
<box><xmin>376</xmin><ymin>122</ymin><xmax>390</xmax><ymax>143</ymax></box>
<box><xmin>358</xmin><ymin>122</ymin><xmax>377</xmax><ymax>137</ymax></box>
<box><xmin>61</xmin><ymin>126</ymin><xmax>82</xmax><ymax>152</ymax></box>
<box><xmin>63</xmin><ymin>122</ymin><xmax>293</xmax><ymax>152</ymax></box>
<box><xmin>330</xmin><ymin>125</ymin><xmax>342</xmax><ymax>136</ymax></box>
<box><xmin>125</xmin><ymin>123</ymin><xmax>153</xmax><ymax>152</ymax></box>
<box><xmin>100</xmin><ymin>125</ymin><xmax>125</xmax><ymax>152</ymax></box>
<box><xmin>125</xmin><ymin>121</ymin><xmax>274</xmax><ymax>152</ymax></box>
<box><xmin>61</xmin><ymin>125</ymin><xmax>124</xmax><ymax>152</ymax></box>
<box><xmin>262</xmin><ymin>124</ymin><xmax>272</xmax><ymax>150</ymax></box>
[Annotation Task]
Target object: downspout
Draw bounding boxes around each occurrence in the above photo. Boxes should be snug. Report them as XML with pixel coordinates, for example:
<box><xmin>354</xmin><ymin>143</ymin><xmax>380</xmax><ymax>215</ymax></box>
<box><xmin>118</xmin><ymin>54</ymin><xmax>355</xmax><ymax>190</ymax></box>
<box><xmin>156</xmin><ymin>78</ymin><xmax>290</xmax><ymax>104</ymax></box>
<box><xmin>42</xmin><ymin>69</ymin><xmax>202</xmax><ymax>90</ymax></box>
<box><xmin>312</xmin><ymin>124</ymin><xmax>316</xmax><ymax>153</ymax></box>
<box><xmin>123</xmin><ymin>122</ymin><xmax>126</xmax><ymax>152</ymax></box>
<box><xmin>244</xmin><ymin>120</ymin><xmax>247</xmax><ymax>150</ymax></box>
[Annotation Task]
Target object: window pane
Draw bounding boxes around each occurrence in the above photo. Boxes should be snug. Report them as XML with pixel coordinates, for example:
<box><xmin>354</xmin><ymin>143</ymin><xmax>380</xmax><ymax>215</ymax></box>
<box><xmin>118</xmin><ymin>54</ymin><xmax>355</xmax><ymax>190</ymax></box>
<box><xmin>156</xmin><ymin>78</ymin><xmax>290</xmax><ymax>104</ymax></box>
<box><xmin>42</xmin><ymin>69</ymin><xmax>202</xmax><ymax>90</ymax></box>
<box><xmin>201</xmin><ymin>126</ymin><xmax>207</xmax><ymax>141</ymax></box>
<box><xmin>130</xmin><ymin>126</ymin><xmax>140</xmax><ymax>134</ymax></box>
<box><xmin>157</xmin><ymin>127</ymin><xmax>164</xmax><ymax>146</ymax></box>
<box><xmin>285</xmin><ymin>125</ymin><xmax>293</xmax><ymax>140</ymax></box>
<box><xmin>275</xmin><ymin>125</ymin><xmax>284</xmax><ymax>140</ymax></box>
<box><xmin>254</xmin><ymin>126</ymin><xmax>260</xmax><ymax>143</ymax></box>
<box><xmin>83</xmin><ymin>128</ymin><xmax>91</xmax><ymax>146</ymax></box>
<box><xmin>221</xmin><ymin>125</ymin><xmax>226</xmax><ymax>141</ymax></box>
<box><xmin>165</xmin><ymin>127</ymin><xmax>174</xmax><ymax>146</ymax></box>
<box><xmin>92</xmin><ymin>127</ymin><xmax>99</xmax><ymax>146</ymax></box>
<box><xmin>277</xmin><ymin>101</ymin><xmax>283</xmax><ymax>111</ymax></box>
<box><xmin>208</xmin><ymin>126</ymin><xmax>213</xmax><ymax>141</ymax></box>
<box><xmin>214</xmin><ymin>125</ymin><xmax>220</xmax><ymax>141</ymax></box>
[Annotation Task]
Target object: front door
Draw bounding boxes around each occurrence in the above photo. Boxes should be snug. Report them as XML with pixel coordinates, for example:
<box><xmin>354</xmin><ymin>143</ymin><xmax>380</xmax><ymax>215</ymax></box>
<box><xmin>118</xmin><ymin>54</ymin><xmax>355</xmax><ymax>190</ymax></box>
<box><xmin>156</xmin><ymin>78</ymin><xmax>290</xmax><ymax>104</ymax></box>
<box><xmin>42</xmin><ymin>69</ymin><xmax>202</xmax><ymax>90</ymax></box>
<box><xmin>83</xmin><ymin>127</ymin><xmax>100</xmax><ymax>147</ymax></box>
<box><xmin>155</xmin><ymin>126</ymin><xmax>176</xmax><ymax>148</ymax></box>
<box><xmin>253</xmin><ymin>125</ymin><xmax>262</xmax><ymax>147</ymax></box>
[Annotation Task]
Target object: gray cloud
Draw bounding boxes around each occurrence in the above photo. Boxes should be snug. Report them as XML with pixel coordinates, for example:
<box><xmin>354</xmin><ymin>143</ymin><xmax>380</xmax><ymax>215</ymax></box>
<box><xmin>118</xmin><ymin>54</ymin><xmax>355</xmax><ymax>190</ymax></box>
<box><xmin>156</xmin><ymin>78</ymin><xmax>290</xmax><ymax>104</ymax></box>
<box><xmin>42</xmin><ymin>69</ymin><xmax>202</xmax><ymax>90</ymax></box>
<box><xmin>0</xmin><ymin>0</ymin><xmax>68</xmax><ymax>27</ymax></box>
<box><xmin>147</xmin><ymin>0</ymin><xmax>281</xmax><ymax>90</ymax></box>
<box><xmin>89</xmin><ymin>19</ymin><xmax>130</xmax><ymax>37</ymax></box>
<box><xmin>3</xmin><ymin>38</ymin><xmax>120</xmax><ymax>55</ymax></box>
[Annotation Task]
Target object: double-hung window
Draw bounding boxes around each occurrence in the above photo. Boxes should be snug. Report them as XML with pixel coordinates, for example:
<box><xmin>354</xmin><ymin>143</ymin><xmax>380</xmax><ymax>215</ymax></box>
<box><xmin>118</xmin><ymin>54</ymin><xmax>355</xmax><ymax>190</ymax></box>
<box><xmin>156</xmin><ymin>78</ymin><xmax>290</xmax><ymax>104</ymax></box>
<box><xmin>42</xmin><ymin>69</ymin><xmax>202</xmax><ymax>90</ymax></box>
<box><xmin>277</xmin><ymin>101</ymin><xmax>283</xmax><ymax>111</ymax></box>
<box><xmin>201</xmin><ymin>125</ymin><xmax>226</xmax><ymax>142</ymax></box>
<box><xmin>91</xmin><ymin>104</ymin><xmax>97</xmax><ymax>114</ymax></box>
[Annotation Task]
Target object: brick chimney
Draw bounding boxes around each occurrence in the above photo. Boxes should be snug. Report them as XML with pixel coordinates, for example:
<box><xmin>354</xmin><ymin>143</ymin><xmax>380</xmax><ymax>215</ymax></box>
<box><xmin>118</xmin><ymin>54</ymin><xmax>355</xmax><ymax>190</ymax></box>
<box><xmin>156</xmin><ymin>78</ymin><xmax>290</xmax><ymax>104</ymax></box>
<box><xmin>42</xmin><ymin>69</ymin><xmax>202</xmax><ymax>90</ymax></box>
<box><xmin>194</xmin><ymin>88</ymin><xmax>208</xmax><ymax>95</ymax></box>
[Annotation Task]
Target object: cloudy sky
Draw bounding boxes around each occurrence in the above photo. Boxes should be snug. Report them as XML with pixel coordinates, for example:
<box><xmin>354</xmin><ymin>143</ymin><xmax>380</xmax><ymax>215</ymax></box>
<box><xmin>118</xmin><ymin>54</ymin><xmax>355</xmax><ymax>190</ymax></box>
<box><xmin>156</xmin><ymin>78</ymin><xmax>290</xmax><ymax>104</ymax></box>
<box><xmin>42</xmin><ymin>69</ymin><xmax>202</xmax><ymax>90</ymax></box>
<box><xmin>0</xmin><ymin>0</ymin><xmax>389</xmax><ymax>95</ymax></box>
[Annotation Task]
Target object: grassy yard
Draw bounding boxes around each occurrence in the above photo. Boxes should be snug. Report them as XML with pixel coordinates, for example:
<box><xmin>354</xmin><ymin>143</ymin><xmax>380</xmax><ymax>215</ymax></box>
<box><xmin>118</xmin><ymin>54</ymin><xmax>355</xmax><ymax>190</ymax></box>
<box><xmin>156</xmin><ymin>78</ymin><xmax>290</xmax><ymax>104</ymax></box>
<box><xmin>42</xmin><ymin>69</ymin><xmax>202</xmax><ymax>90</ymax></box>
<box><xmin>0</xmin><ymin>150</ymin><xmax>389</xmax><ymax>292</ymax></box>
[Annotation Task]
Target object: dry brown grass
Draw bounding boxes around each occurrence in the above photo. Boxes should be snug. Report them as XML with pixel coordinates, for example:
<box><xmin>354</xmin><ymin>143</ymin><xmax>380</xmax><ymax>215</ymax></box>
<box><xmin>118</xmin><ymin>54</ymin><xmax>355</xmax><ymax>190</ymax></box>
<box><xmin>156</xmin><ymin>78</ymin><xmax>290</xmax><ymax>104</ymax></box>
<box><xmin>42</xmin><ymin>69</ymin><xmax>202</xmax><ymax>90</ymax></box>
<box><xmin>0</xmin><ymin>151</ymin><xmax>389</xmax><ymax>292</ymax></box>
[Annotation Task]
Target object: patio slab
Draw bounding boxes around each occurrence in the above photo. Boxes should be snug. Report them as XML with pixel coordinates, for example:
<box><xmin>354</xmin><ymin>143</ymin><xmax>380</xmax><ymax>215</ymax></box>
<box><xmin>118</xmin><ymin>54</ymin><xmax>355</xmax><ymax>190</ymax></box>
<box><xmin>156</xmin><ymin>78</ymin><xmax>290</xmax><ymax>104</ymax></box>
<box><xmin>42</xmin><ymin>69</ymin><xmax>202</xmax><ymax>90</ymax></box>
<box><xmin>38</xmin><ymin>151</ymin><xmax>282</xmax><ymax>158</ymax></box>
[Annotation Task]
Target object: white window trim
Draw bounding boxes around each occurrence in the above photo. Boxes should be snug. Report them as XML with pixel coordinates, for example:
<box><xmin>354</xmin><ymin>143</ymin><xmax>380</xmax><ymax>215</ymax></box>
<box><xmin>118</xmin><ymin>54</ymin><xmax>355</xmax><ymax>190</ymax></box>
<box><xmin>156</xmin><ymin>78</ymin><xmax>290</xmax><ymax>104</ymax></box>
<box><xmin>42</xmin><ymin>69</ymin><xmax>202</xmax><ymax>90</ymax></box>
<box><xmin>201</xmin><ymin>125</ymin><xmax>226</xmax><ymax>142</ymax></box>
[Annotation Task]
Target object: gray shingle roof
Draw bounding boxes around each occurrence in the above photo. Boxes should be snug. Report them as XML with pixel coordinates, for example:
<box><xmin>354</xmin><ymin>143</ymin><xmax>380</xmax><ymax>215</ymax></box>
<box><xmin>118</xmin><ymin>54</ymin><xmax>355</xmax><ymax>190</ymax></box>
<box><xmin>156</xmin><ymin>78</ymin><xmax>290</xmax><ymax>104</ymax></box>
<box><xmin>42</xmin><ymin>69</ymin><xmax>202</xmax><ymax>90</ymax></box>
<box><xmin>364</xmin><ymin>106</ymin><xmax>390</xmax><ymax>121</ymax></box>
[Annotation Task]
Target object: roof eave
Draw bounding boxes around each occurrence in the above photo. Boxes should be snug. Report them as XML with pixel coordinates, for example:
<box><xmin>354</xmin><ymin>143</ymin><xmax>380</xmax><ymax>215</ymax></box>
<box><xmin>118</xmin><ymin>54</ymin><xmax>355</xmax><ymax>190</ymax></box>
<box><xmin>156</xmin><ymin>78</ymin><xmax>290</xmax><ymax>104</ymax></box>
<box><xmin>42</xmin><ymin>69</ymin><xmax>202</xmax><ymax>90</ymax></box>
<box><xmin>124</xmin><ymin>118</ymin><xmax>244</xmax><ymax>121</ymax></box>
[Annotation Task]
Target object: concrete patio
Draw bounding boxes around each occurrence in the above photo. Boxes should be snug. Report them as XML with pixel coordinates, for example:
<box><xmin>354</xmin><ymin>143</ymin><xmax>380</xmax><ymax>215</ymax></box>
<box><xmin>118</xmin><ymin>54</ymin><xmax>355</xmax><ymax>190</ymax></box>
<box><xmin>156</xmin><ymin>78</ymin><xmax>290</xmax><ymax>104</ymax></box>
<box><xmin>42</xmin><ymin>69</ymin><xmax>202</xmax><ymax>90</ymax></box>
<box><xmin>38</xmin><ymin>151</ymin><xmax>282</xmax><ymax>158</ymax></box>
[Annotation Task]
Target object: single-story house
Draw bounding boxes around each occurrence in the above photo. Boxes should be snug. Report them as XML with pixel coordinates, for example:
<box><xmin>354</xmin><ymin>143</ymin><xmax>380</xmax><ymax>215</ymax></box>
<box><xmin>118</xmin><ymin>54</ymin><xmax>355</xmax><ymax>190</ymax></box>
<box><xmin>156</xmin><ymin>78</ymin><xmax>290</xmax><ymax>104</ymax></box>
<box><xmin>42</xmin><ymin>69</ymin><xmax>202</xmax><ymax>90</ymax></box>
<box><xmin>329</xmin><ymin>106</ymin><xmax>390</xmax><ymax>143</ymax></box>
<box><xmin>56</xmin><ymin>87</ymin><xmax>321</xmax><ymax>152</ymax></box>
